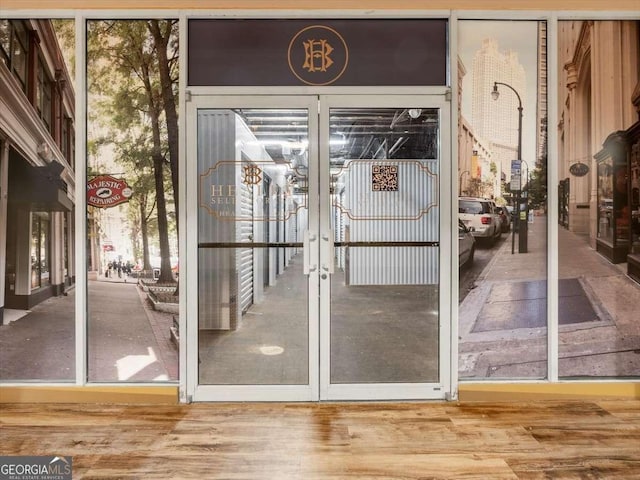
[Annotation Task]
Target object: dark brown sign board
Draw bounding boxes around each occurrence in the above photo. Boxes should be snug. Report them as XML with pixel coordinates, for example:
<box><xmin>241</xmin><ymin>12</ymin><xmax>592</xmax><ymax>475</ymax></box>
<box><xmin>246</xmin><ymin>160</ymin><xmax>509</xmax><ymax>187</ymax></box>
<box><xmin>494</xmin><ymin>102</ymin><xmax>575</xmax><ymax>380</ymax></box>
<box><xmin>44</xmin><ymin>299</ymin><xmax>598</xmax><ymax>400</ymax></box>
<box><xmin>188</xmin><ymin>19</ymin><xmax>448</xmax><ymax>86</ymax></box>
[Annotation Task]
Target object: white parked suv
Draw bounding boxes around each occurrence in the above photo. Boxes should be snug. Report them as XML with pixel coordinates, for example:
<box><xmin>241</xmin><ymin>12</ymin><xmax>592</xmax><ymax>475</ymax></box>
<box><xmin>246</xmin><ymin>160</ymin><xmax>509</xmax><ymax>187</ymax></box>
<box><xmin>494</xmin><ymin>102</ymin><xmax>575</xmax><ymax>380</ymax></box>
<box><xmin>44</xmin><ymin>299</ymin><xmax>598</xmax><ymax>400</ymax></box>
<box><xmin>458</xmin><ymin>197</ymin><xmax>502</xmax><ymax>245</ymax></box>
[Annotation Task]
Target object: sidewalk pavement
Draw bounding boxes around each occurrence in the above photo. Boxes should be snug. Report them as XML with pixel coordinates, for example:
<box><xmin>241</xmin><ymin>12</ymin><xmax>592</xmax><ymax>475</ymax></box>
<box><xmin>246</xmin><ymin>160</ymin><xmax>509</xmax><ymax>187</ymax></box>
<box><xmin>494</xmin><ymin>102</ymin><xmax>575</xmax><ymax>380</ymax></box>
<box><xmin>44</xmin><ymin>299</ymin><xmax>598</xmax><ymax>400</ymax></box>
<box><xmin>459</xmin><ymin>215</ymin><xmax>640</xmax><ymax>379</ymax></box>
<box><xmin>0</xmin><ymin>278</ymin><xmax>177</xmax><ymax>382</ymax></box>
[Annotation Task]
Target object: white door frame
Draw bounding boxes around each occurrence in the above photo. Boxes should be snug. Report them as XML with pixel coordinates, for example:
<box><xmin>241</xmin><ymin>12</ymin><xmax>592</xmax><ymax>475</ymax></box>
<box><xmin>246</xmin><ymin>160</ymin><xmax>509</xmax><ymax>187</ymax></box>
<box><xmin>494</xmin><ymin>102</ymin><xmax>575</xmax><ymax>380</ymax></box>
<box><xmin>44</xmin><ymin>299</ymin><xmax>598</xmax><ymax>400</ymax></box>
<box><xmin>186</xmin><ymin>94</ymin><xmax>320</xmax><ymax>402</ymax></box>
<box><xmin>319</xmin><ymin>94</ymin><xmax>452</xmax><ymax>401</ymax></box>
<box><xmin>185</xmin><ymin>92</ymin><xmax>452</xmax><ymax>401</ymax></box>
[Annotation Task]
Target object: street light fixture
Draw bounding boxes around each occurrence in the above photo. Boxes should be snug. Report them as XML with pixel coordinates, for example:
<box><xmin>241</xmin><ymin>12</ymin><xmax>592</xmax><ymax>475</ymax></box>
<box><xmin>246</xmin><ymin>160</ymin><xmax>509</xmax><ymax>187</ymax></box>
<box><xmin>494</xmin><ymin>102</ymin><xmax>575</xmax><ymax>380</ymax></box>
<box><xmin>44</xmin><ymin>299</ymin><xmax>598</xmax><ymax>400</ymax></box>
<box><xmin>492</xmin><ymin>81</ymin><xmax>527</xmax><ymax>253</ymax></box>
<box><xmin>491</xmin><ymin>84</ymin><xmax>500</xmax><ymax>101</ymax></box>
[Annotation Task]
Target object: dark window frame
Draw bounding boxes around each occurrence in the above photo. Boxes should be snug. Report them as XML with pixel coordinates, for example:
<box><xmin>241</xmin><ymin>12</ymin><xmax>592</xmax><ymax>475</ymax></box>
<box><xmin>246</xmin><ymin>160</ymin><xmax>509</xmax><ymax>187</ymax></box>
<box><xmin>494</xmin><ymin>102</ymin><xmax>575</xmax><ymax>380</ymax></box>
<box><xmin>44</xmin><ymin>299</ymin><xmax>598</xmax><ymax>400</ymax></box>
<box><xmin>11</xmin><ymin>20</ymin><xmax>28</xmax><ymax>92</ymax></box>
<box><xmin>36</xmin><ymin>54</ymin><xmax>53</xmax><ymax>131</ymax></box>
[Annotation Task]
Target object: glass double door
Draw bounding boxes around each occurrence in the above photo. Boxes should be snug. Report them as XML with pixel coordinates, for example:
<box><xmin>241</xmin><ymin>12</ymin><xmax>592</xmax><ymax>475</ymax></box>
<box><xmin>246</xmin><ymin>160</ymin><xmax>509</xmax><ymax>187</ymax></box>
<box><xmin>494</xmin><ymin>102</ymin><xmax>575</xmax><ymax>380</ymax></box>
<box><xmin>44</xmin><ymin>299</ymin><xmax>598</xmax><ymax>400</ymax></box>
<box><xmin>188</xmin><ymin>95</ymin><xmax>449</xmax><ymax>401</ymax></box>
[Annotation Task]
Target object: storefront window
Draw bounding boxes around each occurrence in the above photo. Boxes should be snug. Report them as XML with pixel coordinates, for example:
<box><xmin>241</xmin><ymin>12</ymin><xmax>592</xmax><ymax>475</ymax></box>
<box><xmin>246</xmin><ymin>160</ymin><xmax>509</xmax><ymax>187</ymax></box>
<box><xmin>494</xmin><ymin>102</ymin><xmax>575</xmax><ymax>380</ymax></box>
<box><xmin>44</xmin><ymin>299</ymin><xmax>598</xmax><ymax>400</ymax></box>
<box><xmin>597</xmin><ymin>158</ymin><xmax>614</xmax><ymax>243</ymax></box>
<box><xmin>0</xmin><ymin>20</ymin><xmax>29</xmax><ymax>89</ymax></box>
<box><xmin>36</xmin><ymin>56</ymin><xmax>53</xmax><ymax>131</ymax></box>
<box><xmin>31</xmin><ymin>214</ymin><xmax>41</xmax><ymax>289</ymax></box>
<box><xmin>63</xmin><ymin>212</ymin><xmax>69</xmax><ymax>279</ymax></box>
<box><xmin>557</xmin><ymin>19</ymin><xmax>640</xmax><ymax>378</ymax></box>
<box><xmin>30</xmin><ymin>212</ymin><xmax>50</xmax><ymax>289</ymax></box>
<box><xmin>87</xmin><ymin>19</ymin><xmax>179</xmax><ymax>383</ymax></box>
<box><xmin>458</xmin><ymin>20</ymin><xmax>548</xmax><ymax>380</ymax></box>
<box><xmin>0</xmin><ymin>12</ymin><xmax>635</xmax><ymax>393</ymax></box>
<box><xmin>0</xmin><ymin>19</ymin><xmax>75</xmax><ymax>382</ymax></box>
<box><xmin>11</xmin><ymin>20</ymin><xmax>27</xmax><ymax>91</ymax></box>
<box><xmin>613</xmin><ymin>164</ymin><xmax>630</xmax><ymax>246</ymax></box>
<box><xmin>62</xmin><ymin>115</ymin><xmax>69</xmax><ymax>161</ymax></box>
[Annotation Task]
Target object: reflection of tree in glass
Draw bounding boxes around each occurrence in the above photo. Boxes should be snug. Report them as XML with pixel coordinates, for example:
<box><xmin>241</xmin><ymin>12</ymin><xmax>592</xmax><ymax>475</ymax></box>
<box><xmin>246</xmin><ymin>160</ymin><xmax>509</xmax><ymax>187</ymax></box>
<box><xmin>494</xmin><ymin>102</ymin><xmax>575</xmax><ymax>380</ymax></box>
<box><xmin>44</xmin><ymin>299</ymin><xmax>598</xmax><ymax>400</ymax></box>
<box><xmin>52</xmin><ymin>20</ymin><xmax>75</xmax><ymax>79</ymax></box>
<box><xmin>88</xmin><ymin>20</ymin><xmax>179</xmax><ymax>284</ymax></box>
<box><xmin>464</xmin><ymin>177</ymin><xmax>494</xmax><ymax>198</ymax></box>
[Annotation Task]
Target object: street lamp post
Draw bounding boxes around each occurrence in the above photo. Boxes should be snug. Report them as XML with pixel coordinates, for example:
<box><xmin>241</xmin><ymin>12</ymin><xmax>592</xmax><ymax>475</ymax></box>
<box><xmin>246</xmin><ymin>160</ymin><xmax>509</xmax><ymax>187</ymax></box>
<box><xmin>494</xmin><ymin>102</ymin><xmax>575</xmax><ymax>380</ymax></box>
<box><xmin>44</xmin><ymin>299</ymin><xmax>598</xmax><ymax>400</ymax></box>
<box><xmin>492</xmin><ymin>81</ymin><xmax>527</xmax><ymax>253</ymax></box>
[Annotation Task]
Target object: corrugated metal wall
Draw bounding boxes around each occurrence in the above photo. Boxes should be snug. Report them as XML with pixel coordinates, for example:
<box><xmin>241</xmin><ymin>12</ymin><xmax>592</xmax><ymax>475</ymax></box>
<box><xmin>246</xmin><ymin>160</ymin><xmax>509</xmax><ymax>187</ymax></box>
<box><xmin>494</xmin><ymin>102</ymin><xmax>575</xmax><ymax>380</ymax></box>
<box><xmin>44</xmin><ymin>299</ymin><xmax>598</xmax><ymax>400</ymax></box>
<box><xmin>338</xmin><ymin>159</ymin><xmax>439</xmax><ymax>285</ymax></box>
<box><xmin>239</xmin><ymin>164</ymin><xmax>254</xmax><ymax>313</ymax></box>
<box><xmin>286</xmin><ymin>199</ymin><xmax>298</xmax><ymax>263</ymax></box>
<box><xmin>333</xmin><ymin>190</ymin><xmax>346</xmax><ymax>271</ymax></box>
<box><xmin>198</xmin><ymin>110</ymin><xmax>239</xmax><ymax>330</ymax></box>
<box><xmin>198</xmin><ymin>109</ymin><xmax>299</xmax><ymax>328</ymax></box>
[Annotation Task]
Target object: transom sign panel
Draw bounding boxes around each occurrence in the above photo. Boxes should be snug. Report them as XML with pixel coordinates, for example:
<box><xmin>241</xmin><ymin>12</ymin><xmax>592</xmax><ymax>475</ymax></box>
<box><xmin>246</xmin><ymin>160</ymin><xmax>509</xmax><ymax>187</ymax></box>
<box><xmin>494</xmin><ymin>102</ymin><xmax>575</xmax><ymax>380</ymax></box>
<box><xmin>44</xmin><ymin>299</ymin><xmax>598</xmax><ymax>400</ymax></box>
<box><xmin>188</xmin><ymin>19</ymin><xmax>447</xmax><ymax>87</ymax></box>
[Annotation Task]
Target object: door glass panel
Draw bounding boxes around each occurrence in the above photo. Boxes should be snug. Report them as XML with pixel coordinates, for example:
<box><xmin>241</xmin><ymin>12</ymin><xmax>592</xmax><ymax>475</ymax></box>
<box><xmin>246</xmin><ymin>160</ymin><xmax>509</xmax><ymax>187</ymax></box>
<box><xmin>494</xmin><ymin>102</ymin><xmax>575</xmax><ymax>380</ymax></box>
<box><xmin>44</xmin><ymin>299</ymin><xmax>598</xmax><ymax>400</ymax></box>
<box><xmin>328</xmin><ymin>108</ymin><xmax>440</xmax><ymax>384</ymax></box>
<box><xmin>197</xmin><ymin>108</ymin><xmax>309</xmax><ymax>385</ymax></box>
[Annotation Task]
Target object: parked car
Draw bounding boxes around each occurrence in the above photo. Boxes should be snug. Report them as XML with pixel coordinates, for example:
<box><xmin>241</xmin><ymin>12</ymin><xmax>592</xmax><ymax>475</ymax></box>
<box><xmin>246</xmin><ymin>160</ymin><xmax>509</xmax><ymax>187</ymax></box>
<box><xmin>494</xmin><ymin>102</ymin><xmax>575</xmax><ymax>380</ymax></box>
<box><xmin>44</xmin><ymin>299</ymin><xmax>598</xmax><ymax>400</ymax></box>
<box><xmin>458</xmin><ymin>219</ymin><xmax>475</xmax><ymax>269</ymax></box>
<box><xmin>495</xmin><ymin>206</ymin><xmax>511</xmax><ymax>233</ymax></box>
<box><xmin>458</xmin><ymin>196</ymin><xmax>502</xmax><ymax>244</ymax></box>
<box><xmin>505</xmin><ymin>205</ymin><xmax>514</xmax><ymax>219</ymax></box>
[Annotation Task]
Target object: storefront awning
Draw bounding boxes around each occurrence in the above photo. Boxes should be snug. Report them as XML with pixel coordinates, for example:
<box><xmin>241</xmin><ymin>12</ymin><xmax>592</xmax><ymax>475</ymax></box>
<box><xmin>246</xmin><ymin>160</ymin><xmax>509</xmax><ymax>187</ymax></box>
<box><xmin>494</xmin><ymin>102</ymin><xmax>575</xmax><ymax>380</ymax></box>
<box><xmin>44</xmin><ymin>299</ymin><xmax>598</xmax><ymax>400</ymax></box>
<box><xmin>9</xmin><ymin>158</ymin><xmax>73</xmax><ymax>212</ymax></box>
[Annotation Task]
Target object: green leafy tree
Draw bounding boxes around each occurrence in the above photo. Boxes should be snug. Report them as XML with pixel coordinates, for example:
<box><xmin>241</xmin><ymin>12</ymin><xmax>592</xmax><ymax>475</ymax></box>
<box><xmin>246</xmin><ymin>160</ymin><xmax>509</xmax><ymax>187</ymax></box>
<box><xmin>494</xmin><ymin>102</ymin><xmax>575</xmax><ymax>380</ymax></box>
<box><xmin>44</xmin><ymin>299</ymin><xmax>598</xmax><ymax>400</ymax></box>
<box><xmin>52</xmin><ymin>20</ymin><xmax>75</xmax><ymax>79</ymax></box>
<box><xmin>116</xmin><ymin>137</ymin><xmax>157</xmax><ymax>271</ymax></box>
<box><xmin>88</xmin><ymin>20</ymin><xmax>177</xmax><ymax>283</ymax></box>
<box><xmin>465</xmin><ymin>177</ymin><xmax>495</xmax><ymax>198</ymax></box>
<box><xmin>529</xmin><ymin>116</ymin><xmax>548</xmax><ymax>211</ymax></box>
<box><xmin>148</xmin><ymin>20</ymin><xmax>179</xmax><ymax>220</ymax></box>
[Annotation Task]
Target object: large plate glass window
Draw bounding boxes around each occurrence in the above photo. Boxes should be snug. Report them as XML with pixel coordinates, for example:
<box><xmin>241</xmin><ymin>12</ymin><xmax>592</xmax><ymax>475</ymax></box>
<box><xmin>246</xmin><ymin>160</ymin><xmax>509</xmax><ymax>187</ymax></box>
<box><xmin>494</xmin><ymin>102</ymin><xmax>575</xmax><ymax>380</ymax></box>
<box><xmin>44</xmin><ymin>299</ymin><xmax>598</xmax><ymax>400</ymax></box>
<box><xmin>557</xmin><ymin>20</ymin><xmax>640</xmax><ymax>378</ymax></box>
<box><xmin>86</xmin><ymin>20</ymin><xmax>179</xmax><ymax>383</ymax></box>
<box><xmin>457</xmin><ymin>20</ymin><xmax>549</xmax><ymax>380</ymax></box>
<box><xmin>0</xmin><ymin>19</ymin><xmax>75</xmax><ymax>382</ymax></box>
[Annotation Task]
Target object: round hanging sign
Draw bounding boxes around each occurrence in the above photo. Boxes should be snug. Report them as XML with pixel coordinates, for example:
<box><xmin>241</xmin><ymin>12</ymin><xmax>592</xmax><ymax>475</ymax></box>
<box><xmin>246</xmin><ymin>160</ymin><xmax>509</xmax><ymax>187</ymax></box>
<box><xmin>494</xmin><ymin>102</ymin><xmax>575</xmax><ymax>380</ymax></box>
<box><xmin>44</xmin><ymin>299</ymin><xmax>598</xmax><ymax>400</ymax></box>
<box><xmin>569</xmin><ymin>162</ymin><xmax>590</xmax><ymax>177</ymax></box>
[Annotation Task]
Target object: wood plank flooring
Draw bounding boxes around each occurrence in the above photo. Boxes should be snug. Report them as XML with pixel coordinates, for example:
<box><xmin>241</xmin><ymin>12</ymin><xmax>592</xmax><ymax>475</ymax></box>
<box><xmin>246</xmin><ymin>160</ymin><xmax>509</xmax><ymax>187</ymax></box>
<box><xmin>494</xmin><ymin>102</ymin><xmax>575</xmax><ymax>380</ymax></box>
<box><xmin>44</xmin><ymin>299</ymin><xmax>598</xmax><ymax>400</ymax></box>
<box><xmin>1</xmin><ymin>400</ymin><xmax>639</xmax><ymax>479</ymax></box>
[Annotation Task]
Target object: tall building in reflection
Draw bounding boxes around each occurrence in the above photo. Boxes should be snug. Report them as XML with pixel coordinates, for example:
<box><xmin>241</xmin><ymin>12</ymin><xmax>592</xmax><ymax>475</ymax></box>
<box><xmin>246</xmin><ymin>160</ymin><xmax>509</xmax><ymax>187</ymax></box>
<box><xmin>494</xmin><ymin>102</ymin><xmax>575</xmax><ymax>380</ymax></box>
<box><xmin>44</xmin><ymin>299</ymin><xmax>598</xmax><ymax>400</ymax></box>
<box><xmin>536</xmin><ymin>22</ymin><xmax>548</xmax><ymax>166</ymax></box>
<box><xmin>472</xmin><ymin>38</ymin><xmax>527</xmax><ymax>183</ymax></box>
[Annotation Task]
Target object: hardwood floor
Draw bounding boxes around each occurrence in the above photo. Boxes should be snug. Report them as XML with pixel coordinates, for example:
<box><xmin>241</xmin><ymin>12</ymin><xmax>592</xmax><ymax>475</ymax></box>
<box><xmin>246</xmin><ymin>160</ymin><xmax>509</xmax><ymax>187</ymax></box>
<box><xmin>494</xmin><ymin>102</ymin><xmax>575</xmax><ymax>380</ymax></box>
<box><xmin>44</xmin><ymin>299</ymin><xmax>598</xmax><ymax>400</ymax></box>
<box><xmin>1</xmin><ymin>400</ymin><xmax>639</xmax><ymax>479</ymax></box>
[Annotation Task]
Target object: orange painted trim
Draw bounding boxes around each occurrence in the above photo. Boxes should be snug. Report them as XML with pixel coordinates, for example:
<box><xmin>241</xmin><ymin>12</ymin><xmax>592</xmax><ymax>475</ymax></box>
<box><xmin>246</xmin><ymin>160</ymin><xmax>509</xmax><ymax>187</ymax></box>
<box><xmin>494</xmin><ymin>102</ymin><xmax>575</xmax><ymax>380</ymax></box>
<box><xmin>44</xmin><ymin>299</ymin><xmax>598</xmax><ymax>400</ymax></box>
<box><xmin>459</xmin><ymin>382</ymin><xmax>640</xmax><ymax>401</ymax></box>
<box><xmin>0</xmin><ymin>386</ymin><xmax>179</xmax><ymax>404</ymax></box>
<box><xmin>1</xmin><ymin>384</ymin><xmax>638</xmax><ymax>403</ymax></box>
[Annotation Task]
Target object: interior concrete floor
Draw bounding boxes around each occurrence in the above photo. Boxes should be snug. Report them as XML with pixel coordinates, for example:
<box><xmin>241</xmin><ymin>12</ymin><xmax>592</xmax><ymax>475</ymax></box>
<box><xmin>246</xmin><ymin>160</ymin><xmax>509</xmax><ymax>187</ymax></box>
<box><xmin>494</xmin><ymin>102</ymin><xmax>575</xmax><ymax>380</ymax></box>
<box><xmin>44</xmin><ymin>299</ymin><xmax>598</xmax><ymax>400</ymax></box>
<box><xmin>198</xmin><ymin>252</ymin><xmax>440</xmax><ymax>386</ymax></box>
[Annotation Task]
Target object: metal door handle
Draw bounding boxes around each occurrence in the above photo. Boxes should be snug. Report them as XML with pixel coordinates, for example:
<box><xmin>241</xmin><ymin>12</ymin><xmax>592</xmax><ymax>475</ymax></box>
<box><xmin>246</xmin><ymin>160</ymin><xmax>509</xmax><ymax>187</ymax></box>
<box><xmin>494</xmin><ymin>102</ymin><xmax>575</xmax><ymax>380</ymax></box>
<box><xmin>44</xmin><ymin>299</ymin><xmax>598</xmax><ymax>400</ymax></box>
<box><xmin>303</xmin><ymin>230</ymin><xmax>317</xmax><ymax>275</ymax></box>
<box><xmin>321</xmin><ymin>229</ymin><xmax>334</xmax><ymax>274</ymax></box>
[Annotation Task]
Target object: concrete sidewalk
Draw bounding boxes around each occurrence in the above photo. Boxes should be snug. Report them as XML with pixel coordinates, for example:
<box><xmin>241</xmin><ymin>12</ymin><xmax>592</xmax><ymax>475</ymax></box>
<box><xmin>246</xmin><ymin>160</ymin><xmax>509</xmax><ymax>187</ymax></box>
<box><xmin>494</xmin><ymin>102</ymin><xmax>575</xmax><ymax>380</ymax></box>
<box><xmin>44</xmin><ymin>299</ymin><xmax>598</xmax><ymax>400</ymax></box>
<box><xmin>0</xmin><ymin>279</ymin><xmax>177</xmax><ymax>382</ymax></box>
<box><xmin>459</xmin><ymin>215</ymin><xmax>640</xmax><ymax>379</ymax></box>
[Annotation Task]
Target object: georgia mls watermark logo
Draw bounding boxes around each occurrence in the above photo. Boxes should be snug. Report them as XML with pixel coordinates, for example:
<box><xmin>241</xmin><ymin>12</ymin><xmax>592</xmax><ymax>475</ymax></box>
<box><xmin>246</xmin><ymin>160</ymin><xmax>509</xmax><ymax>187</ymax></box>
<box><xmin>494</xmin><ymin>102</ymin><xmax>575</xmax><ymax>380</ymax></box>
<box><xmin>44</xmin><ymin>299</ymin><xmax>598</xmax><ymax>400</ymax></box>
<box><xmin>1</xmin><ymin>456</ymin><xmax>72</xmax><ymax>480</ymax></box>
